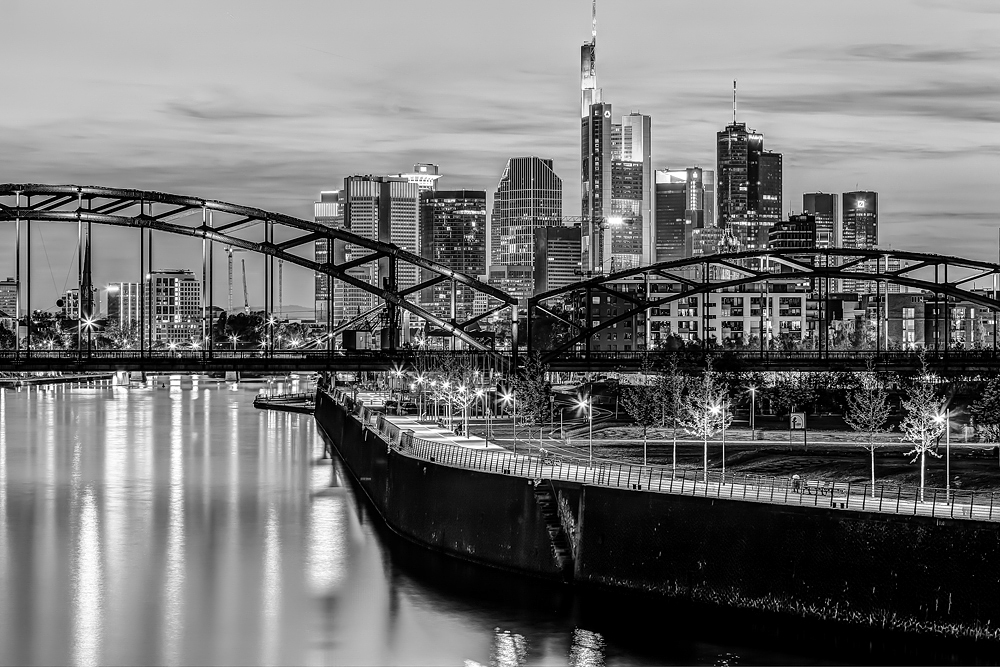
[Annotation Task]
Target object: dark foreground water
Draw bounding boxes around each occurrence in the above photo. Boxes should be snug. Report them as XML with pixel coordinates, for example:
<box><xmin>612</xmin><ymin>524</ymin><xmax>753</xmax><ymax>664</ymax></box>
<box><xmin>0</xmin><ymin>380</ymin><xmax>995</xmax><ymax>666</ymax></box>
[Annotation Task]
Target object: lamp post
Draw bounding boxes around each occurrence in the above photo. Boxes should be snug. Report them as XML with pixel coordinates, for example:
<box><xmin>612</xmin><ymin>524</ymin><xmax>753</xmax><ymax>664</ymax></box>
<box><xmin>709</xmin><ymin>403</ymin><xmax>720</xmax><ymax>482</ymax></box>
<box><xmin>749</xmin><ymin>386</ymin><xmax>756</xmax><ymax>441</ymax></box>
<box><xmin>229</xmin><ymin>333</ymin><xmax>239</xmax><ymax>351</ymax></box>
<box><xmin>577</xmin><ymin>396</ymin><xmax>593</xmax><ymax>467</ymax></box>
<box><xmin>502</xmin><ymin>389</ymin><xmax>516</xmax><ymax>455</ymax></box>
<box><xmin>415</xmin><ymin>374</ymin><xmax>426</xmax><ymax>419</ymax></box>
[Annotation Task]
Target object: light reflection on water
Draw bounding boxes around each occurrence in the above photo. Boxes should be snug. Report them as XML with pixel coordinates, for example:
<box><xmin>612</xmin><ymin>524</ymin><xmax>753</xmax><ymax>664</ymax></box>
<box><xmin>0</xmin><ymin>378</ymin><xmax>836</xmax><ymax>666</ymax></box>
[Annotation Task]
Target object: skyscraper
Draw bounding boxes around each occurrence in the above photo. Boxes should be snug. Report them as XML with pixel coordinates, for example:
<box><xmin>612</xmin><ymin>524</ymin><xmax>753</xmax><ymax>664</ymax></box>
<box><xmin>654</xmin><ymin>168</ymin><xmax>712</xmax><ymax>262</ymax></box>
<box><xmin>609</xmin><ymin>112</ymin><xmax>652</xmax><ymax>271</ymax></box>
<box><xmin>490</xmin><ymin>157</ymin><xmax>562</xmax><ymax>303</ymax></box>
<box><xmin>389</xmin><ymin>163</ymin><xmax>442</xmax><ymax>193</ymax></box>
<box><xmin>802</xmin><ymin>192</ymin><xmax>839</xmax><ymax>248</ymax></box>
<box><xmin>419</xmin><ymin>190</ymin><xmax>487</xmax><ymax>323</ymax></box>
<box><xmin>717</xmin><ymin>116</ymin><xmax>779</xmax><ymax>251</ymax></box>
<box><xmin>314</xmin><ymin>190</ymin><xmax>344</xmax><ymax>324</ymax></box>
<box><xmin>768</xmin><ymin>214</ymin><xmax>817</xmax><ymax>251</ymax></box>
<box><xmin>340</xmin><ymin>176</ymin><xmax>421</xmax><ymax>341</ymax></box>
<box><xmin>842</xmin><ymin>191</ymin><xmax>878</xmax><ymax>250</ymax></box>
<box><xmin>147</xmin><ymin>269</ymin><xmax>201</xmax><ymax>345</ymax></box>
<box><xmin>534</xmin><ymin>226</ymin><xmax>582</xmax><ymax>295</ymax></box>
<box><xmin>106</xmin><ymin>282</ymin><xmax>141</xmax><ymax>329</ymax></box>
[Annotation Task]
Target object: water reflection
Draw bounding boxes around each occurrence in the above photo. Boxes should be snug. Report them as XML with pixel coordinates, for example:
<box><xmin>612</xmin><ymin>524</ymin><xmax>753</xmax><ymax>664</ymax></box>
<box><xmin>0</xmin><ymin>379</ymin><xmax>980</xmax><ymax>666</ymax></box>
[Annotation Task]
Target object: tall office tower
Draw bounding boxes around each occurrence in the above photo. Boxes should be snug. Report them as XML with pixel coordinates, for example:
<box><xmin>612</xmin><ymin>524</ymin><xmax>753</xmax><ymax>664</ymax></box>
<box><xmin>0</xmin><ymin>278</ymin><xmax>16</xmax><ymax>320</ymax></box>
<box><xmin>611</xmin><ymin>113</ymin><xmax>653</xmax><ymax>267</ymax></box>
<box><xmin>768</xmin><ymin>214</ymin><xmax>817</xmax><ymax>251</ymax></box>
<box><xmin>842</xmin><ymin>191</ymin><xmax>878</xmax><ymax>250</ymax></box>
<box><xmin>419</xmin><ymin>190</ymin><xmax>487</xmax><ymax>323</ymax></box>
<box><xmin>105</xmin><ymin>282</ymin><xmax>142</xmax><ymax>328</ymax></box>
<box><xmin>802</xmin><ymin>192</ymin><xmax>839</xmax><ymax>248</ymax></box>
<box><xmin>147</xmin><ymin>269</ymin><xmax>202</xmax><ymax>344</ymax></box>
<box><xmin>389</xmin><ymin>163</ymin><xmax>442</xmax><ymax>193</ymax></box>
<box><xmin>654</xmin><ymin>168</ymin><xmax>710</xmax><ymax>262</ymax></box>
<box><xmin>842</xmin><ymin>191</ymin><xmax>879</xmax><ymax>293</ymax></box>
<box><xmin>703</xmin><ymin>170</ymin><xmax>716</xmax><ymax>227</ymax></box>
<box><xmin>534</xmin><ymin>226</ymin><xmax>582</xmax><ymax>295</ymax></box>
<box><xmin>341</xmin><ymin>176</ymin><xmax>421</xmax><ymax>338</ymax></box>
<box><xmin>582</xmin><ymin>101</ymin><xmax>612</xmax><ymax>272</ymax></box>
<box><xmin>314</xmin><ymin>190</ymin><xmax>344</xmax><ymax>324</ymax></box>
<box><xmin>717</xmin><ymin>118</ymin><xmax>776</xmax><ymax>251</ymax></box>
<box><xmin>490</xmin><ymin>157</ymin><xmax>562</xmax><ymax>303</ymax></box>
<box><xmin>760</xmin><ymin>151</ymin><xmax>782</xmax><ymax>226</ymax></box>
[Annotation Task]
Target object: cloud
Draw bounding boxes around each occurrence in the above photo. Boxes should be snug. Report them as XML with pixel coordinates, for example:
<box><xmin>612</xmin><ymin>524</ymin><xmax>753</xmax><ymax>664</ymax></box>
<box><xmin>845</xmin><ymin>44</ymin><xmax>991</xmax><ymax>63</ymax></box>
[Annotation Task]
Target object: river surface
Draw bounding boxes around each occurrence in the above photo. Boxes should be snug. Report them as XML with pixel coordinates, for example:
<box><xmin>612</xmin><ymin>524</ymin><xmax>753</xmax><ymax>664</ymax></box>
<box><xmin>0</xmin><ymin>379</ymin><xmax>978</xmax><ymax>666</ymax></box>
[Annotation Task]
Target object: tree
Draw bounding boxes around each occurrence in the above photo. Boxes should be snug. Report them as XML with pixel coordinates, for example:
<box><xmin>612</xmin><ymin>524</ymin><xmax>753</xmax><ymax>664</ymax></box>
<box><xmin>678</xmin><ymin>363</ymin><xmax>731</xmax><ymax>481</ymax></box>
<box><xmin>621</xmin><ymin>356</ymin><xmax>661</xmax><ymax>465</ymax></box>
<box><xmin>0</xmin><ymin>323</ymin><xmax>15</xmax><ymax>350</ymax></box>
<box><xmin>971</xmin><ymin>376</ymin><xmax>1000</xmax><ymax>444</ymax></box>
<box><xmin>766</xmin><ymin>372</ymin><xmax>817</xmax><ymax>418</ymax></box>
<box><xmin>656</xmin><ymin>353</ymin><xmax>688</xmax><ymax>478</ymax></box>
<box><xmin>845</xmin><ymin>360</ymin><xmax>892</xmax><ymax>495</ymax></box>
<box><xmin>899</xmin><ymin>356</ymin><xmax>945</xmax><ymax>501</ymax></box>
<box><xmin>510</xmin><ymin>352</ymin><xmax>552</xmax><ymax>452</ymax></box>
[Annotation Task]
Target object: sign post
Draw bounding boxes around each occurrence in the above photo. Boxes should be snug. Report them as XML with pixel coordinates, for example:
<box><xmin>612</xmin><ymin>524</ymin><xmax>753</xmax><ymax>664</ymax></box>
<box><xmin>790</xmin><ymin>412</ymin><xmax>807</xmax><ymax>449</ymax></box>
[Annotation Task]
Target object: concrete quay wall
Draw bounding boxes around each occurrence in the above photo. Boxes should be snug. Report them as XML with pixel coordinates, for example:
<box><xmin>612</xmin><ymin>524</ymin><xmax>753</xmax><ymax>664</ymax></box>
<box><xmin>316</xmin><ymin>391</ymin><xmax>1000</xmax><ymax>639</ymax></box>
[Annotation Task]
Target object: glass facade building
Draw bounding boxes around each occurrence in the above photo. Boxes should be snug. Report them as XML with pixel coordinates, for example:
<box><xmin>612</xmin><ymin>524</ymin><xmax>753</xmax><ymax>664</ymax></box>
<box><xmin>419</xmin><ymin>190</ymin><xmax>487</xmax><ymax>322</ymax></box>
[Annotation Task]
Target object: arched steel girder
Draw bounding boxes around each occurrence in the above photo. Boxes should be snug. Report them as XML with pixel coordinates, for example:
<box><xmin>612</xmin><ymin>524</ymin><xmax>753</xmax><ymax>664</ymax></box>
<box><xmin>0</xmin><ymin>184</ymin><xmax>516</xmax><ymax>353</ymax></box>
<box><xmin>529</xmin><ymin>250</ymin><xmax>1000</xmax><ymax>362</ymax></box>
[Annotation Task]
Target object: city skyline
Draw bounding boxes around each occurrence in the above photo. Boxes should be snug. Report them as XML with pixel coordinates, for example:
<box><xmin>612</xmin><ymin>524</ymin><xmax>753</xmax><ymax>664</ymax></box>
<box><xmin>1</xmin><ymin>0</ymin><xmax>999</xmax><ymax>311</ymax></box>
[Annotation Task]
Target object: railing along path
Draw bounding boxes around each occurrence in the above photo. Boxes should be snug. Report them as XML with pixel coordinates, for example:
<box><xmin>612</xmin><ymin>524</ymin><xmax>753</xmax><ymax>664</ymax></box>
<box><xmin>329</xmin><ymin>389</ymin><xmax>1000</xmax><ymax>524</ymax></box>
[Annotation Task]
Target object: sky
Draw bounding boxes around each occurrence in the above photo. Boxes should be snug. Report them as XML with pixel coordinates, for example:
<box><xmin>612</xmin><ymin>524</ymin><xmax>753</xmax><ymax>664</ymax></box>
<box><xmin>1</xmin><ymin>0</ymin><xmax>999</xmax><ymax>315</ymax></box>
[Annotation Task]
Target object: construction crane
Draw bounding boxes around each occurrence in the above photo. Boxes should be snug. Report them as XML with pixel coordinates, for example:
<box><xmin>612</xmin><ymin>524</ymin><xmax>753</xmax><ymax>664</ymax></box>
<box><xmin>241</xmin><ymin>258</ymin><xmax>250</xmax><ymax>314</ymax></box>
<box><xmin>225</xmin><ymin>246</ymin><xmax>249</xmax><ymax>314</ymax></box>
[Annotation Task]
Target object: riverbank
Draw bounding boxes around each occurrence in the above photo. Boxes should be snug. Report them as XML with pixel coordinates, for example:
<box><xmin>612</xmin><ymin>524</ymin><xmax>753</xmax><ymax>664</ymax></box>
<box><xmin>0</xmin><ymin>372</ymin><xmax>117</xmax><ymax>387</ymax></box>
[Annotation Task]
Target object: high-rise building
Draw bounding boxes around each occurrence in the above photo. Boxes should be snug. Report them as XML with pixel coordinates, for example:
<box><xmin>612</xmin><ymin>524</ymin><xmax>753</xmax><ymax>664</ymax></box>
<box><xmin>0</xmin><ymin>278</ymin><xmax>16</xmax><ymax>321</ymax></box>
<box><xmin>717</xmin><ymin>120</ymin><xmax>779</xmax><ymax>251</ymax></box>
<box><xmin>490</xmin><ymin>157</ymin><xmax>563</xmax><ymax>303</ymax></box>
<box><xmin>842</xmin><ymin>191</ymin><xmax>878</xmax><ymax>250</ymax></box>
<box><xmin>147</xmin><ymin>269</ymin><xmax>202</xmax><ymax>345</ymax></box>
<box><xmin>105</xmin><ymin>282</ymin><xmax>141</xmax><ymax>328</ymax></box>
<box><xmin>389</xmin><ymin>163</ymin><xmax>442</xmax><ymax>193</ymax></box>
<box><xmin>533</xmin><ymin>226</ymin><xmax>582</xmax><ymax>295</ymax></box>
<box><xmin>314</xmin><ymin>190</ymin><xmax>344</xmax><ymax>324</ymax></box>
<box><xmin>654</xmin><ymin>168</ymin><xmax>713</xmax><ymax>262</ymax></box>
<box><xmin>610</xmin><ymin>113</ymin><xmax>652</xmax><ymax>268</ymax></box>
<box><xmin>802</xmin><ymin>193</ymin><xmax>839</xmax><ymax>248</ymax></box>
<box><xmin>419</xmin><ymin>190</ymin><xmax>487</xmax><ymax>323</ymax></box>
<box><xmin>340</xmin><ymin>176</ymin><xmax>421</xmax><ymax>341</ymax></box>
<box><xmin>760</xmin><ymin>151</ymin><xmax>783</xmax><ymax>226</ymax></box>
<box><xmin>582</xmin><ymin>101</ymin><xmax>612</xmax><ymax>272</ymax></box>
<box><xmin>769</xmin><ymin>214</ymin><xmax>817</xmax><ymax>251</ymax></box>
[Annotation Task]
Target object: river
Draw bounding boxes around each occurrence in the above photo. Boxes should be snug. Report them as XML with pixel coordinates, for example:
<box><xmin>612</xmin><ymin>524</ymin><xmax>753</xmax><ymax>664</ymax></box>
<box><xmin>0</xmin><ymin>379</ymin><xmax>974</xmax><ymax>666</ymax></box>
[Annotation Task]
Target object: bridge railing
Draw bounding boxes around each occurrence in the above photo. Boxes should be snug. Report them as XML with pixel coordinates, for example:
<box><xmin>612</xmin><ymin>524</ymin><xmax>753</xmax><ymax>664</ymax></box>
<box><xmin>328</xmin><ymin>387</ymin><xmax>1000</xmax><ymax>524</ymax></box>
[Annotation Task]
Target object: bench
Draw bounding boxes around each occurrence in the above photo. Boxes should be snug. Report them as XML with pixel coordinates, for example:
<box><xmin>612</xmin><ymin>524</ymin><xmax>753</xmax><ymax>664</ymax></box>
<box><xmin>803</xmin><ymin>480</ymin><xmax>832</xmax><ymax>496</ymax></box>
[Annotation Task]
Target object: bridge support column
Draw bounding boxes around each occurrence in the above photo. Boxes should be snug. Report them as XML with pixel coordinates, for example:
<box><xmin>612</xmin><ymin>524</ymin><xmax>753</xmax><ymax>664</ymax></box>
<box><xmin>14</xmin><ymin>196</ymin><xmax>20</xmax><ymax>359</ymax></box>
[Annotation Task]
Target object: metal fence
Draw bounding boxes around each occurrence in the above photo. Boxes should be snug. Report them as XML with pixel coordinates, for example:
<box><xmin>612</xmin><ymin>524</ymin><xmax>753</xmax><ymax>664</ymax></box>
<box><xmin>330</xmin><ymin>389</ymin><xmax>1000</xmax><ymax>524</ymax></box>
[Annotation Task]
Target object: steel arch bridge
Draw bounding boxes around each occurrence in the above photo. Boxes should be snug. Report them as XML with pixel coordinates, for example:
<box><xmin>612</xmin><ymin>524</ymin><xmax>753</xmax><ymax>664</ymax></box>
<box><xmin>0</xmin><ymin>183</ymin><xmax>518</xmax><ymax>361</ymax></box>
<box><xmin>528</xmin><ymin>248</ymin><xmax>1000</xmax><ymax>366</ymax></box>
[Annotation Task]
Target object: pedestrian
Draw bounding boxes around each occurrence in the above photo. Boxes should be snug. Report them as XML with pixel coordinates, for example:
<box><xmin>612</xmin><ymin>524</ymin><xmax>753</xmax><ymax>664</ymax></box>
<box><xmin>792</xmin><ymin>474</ymin><xmax>801</xmax><ymax>493</ymax></box>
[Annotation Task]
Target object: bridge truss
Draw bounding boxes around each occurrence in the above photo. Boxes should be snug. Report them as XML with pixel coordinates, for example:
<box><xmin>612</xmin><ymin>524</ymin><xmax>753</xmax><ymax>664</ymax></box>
<box><xmin>528</xmin><ymin>249</ymin><xmax>1000</xmax><ymax>365</ymax></box>
<box><xmin>0</xmin><ymin>184</ymin><xmax>518</xmax><ymax>361</ymax></box>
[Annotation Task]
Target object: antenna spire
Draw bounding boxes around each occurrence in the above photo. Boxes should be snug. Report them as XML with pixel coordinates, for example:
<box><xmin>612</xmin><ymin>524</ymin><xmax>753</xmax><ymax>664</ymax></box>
<box><xmin>592</xmin><ymin>0</ymin><xmax>597</xmax><ymax>42</ymax></box>
<box><xmin>733</xmin><ymin>79</ymin><xmax>737</xmax><ymax>124</ymax></box>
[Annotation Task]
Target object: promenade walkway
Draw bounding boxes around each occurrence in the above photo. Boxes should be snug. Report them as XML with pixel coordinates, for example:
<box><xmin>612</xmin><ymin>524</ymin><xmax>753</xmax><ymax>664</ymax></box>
<box><xmin>332</xmin><ymin>388</ymin><xmax>1000</xmax><ymax>525</ymax></box>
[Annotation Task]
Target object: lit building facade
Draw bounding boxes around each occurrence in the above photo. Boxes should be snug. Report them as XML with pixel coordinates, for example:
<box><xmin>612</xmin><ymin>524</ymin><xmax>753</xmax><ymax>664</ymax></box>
<box><xmin>533</xmin><ymin>226</ymin><xmax>582</xmax><ymax>295</ymax></box>
<box><xmin>490</xmin><ymin>157</ymin><xmax>562</xmax><ymax>303</ymax></box>
<box><xmin>419</xmin><ymin>190</ymin><xmax>487</xmax><ymax>323</ymax></box>
<box><xmin>0</xmin><ymin>278</ymin><xmax>16</xmax><ymax>321</ymax></box>
<box><xmin>717</xmin><ymin>122</ymin><xmax>780</xmax><ymax>252</ymax></box>
<box><xmin>314</xmin><ymin>190</ymin><xmax>344</xmax><ymax>324</ymax></box>
<box><xmin>802</xmin><ymin>192</ymin><xmax>838</xmax><ymax>248</ymax></box>
<box><xmin>147</xmin><ymin>269</ymin><xmax>202</xmax><ymax>345</ymax></box>
<box><xmin>654</xmin><ymin>168</ymin><xmax>714</xmax><ymax>262</ymax></box>
<box><xmin>768</xmin><ymin>214</ymin><xmax>817</xmax><ymax>252</ymax></box>
<box><xmin>106</xmin><ymin>282</ymin><xmax>142</xmax><ymax>328</ymax></box>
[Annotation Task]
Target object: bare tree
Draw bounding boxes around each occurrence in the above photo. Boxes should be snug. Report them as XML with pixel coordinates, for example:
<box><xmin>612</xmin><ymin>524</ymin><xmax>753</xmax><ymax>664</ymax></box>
<box><xmin>657</xmin><ymin>353</ymin><xmax>688</xmax><ymax>478</ymax></box>
<box><xmin>679</xmin><ymin>363</ymin><xmax>731</xmax><ymax>481</ymax></box>
<box><xmin>899</xmin><ymin>355</ymin><xmax>945</xmax><ymax>501</ymax></box>
<box><xmin>845</xmin><ymin>360</ymin><xmax>892</xmax><ymax>495</ymax></box>
<box><xmin>621</xmin><ymin>356</ymin><xmax>660</xmax><ymax>465</ymax></box>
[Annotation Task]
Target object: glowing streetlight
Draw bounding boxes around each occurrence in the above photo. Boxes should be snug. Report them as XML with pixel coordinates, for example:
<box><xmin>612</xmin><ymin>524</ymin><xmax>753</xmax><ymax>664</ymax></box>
<box><xmin>501</xmin><ymin>389</ymin><xmax>517</xmax><ymax>455</ymax></box>
<box><xmin>229</xmin><ymin>333</ymin><xmax>239</xmax><ymax>350</ymax></box>
<box><xmin>748</xmin><ymin>386</ymin><xmax>756</xmax><ymax>441</ymax></box>
<box><xmin>576</xmin><ymin>395</ymin><xmax>593</xmax><ymax>466</ymax></box>
<box><xmin>709</xmin><ymin>403</ymin><xmax>721</xmax><ymax>481</ymax></box>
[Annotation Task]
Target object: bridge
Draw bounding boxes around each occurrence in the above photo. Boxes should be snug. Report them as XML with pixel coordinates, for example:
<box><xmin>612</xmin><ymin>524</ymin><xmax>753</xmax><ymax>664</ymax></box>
<box><xmin>3</xmin><ymin>184</ymin><xmax>1000</xmax><ymax>375</ymax></box>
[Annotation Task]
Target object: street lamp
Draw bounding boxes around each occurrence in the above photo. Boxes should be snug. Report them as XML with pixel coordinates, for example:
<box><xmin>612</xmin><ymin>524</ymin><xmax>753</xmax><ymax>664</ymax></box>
<box><xmin>709</xmin><ymin>403</ymin><xmax>721</xmax><ymax>482</ymax></box>
<box><xmin>748</xmin><ymin>386</ymin><xmax>756</xmax><ymax>441</ymax></box>
<box><xmin>576</xmin><ymin>395</ymin><xmax>593</xmax><ymax>466</ymax></box>
<box><xmin>935</xmin><ymin>410</ymin><xmax>951</xmax><ymax>502</ymax></box>
<box><xmin>501</xmin><ymin>389</ymin><xmax>517</xmax><ymax>455</ymax></box>
<box><xmin>229</xmin><ymin>333</ymin><xmax>239</xmax><ymax>350</ymax></box>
